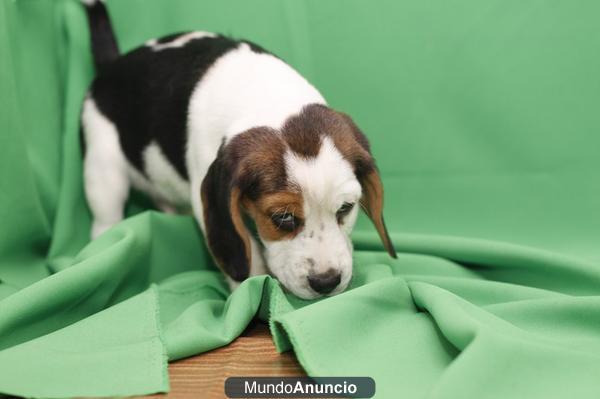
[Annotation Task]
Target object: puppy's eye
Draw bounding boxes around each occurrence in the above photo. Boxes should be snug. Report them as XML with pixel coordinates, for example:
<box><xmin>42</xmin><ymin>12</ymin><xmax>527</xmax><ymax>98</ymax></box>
<box><xmin>336</xmin><ymin>202</ymin><xmax>355</xmax><ymax>222</ymax></box>
<box><xmin>271</xmin><ymin>212</ymin><xmax>298</xmax><ymax>232</ymax></box>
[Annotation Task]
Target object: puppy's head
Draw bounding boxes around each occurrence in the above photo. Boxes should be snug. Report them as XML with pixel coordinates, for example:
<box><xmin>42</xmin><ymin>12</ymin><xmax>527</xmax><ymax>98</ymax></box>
<box><xmin>201</xmin><ymin>105</ymin><xmax>396</xmax><ymax>299</ymax></box>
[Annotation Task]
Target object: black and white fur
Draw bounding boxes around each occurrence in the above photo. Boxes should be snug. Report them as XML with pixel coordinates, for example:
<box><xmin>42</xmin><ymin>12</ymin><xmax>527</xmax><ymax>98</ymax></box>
<box><xmin>80</xmin><ymin>0</ymin><xmax>396</xmax><ymax>299</ymax></box>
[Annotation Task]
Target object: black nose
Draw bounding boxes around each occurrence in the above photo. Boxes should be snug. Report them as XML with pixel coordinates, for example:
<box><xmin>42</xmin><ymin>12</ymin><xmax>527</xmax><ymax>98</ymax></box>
<box><xmin>308</xmin><ymin>269</ymin><xmax>341</xmax><ymax>294</ymax></box>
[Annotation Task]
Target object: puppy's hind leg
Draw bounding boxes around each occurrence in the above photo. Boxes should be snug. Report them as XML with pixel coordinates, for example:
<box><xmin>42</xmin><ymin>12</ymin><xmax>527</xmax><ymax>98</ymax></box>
<box><xmin>81</xmin><ymin>98</ymin><xmax>130</xmax><ymax>239</ymax></box>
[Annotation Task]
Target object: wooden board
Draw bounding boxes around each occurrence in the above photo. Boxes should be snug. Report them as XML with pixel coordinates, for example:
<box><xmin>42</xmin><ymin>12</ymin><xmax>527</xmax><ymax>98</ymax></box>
<box><xmin>139</xmin><ymin>320</ymin><xmax>306</xmax><ymax>399</ymax></box>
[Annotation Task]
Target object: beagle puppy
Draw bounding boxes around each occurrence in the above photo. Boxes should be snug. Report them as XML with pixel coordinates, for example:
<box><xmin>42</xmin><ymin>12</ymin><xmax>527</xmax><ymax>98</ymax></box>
<box><xmin>81</xmin><ymin>0</ymin><xmax>396</xmax><ymax>299</ymax></box>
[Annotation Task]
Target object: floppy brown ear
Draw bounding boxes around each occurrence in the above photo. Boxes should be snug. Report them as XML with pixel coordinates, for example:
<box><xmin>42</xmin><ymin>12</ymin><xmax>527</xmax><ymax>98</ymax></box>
<box><xmin>359</xmin><ymin>169</ymin><xmax>397</xmax><ymax>259</ymax></box>
<box><xmin>200</xmin><ymin>149</ymin><xmax>251</xmax><ymax>281</ymax></box>
<box><xmin>332</xmin><ymin>109</ymin><xmax>397</xmax><ymax>259</ymax></box>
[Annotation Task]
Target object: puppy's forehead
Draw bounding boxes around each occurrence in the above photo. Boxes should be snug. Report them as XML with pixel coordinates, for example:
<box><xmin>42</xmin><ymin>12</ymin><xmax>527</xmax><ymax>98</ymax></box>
<box><xmin>284</xmin><ymin>137</ymin><xmax>360</xmax><ymax>208</ymax></box>
<box><xmin>280</xmin><ymin>105</ymin><xmax>369</xmax><ymax>208</ymax></box>
<box><xmin>281</xmin><ymin>104</ymin><xmax>374</xmax><ymax>175</ymax></box>
<box><xmin>228</xmin><ymin>104</ymin><xmax>372</xmax><ymax>203</ymax></box>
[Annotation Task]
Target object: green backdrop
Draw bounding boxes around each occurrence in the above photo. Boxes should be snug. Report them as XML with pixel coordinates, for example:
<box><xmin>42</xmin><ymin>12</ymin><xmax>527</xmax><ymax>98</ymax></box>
<box><xmin>1</xmin><ymin>0</ymin><xmax>600</xmax><ymax>397</ymax></box>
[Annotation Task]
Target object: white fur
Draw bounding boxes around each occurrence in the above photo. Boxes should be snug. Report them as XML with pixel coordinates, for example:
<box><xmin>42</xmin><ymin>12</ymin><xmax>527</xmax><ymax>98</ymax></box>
<box><xmin>263</xmin><ymin>137</ymin><xmax>362</xmax><ymax>299</ymax></box>
<box><xmin>145</xmin><ymin>32</ymin><xmax>216</xmax><ymax>51</ymax></box>
<box><xmin>81</xmin><ymin>97</ymin><xmax>130</xmax><ymax>239</ymax></box>
<box><xmin>142</xmin><ymin>142</ymin><xmax>190</xmax><ymax>210</ymax></box>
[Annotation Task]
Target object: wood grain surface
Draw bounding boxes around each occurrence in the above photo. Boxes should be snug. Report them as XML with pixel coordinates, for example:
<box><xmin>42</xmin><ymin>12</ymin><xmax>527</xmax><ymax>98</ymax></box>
<box><xmin>139</xmin><ymin>320</ymin><xmax>306</xmax><ymax>399</ymax></box>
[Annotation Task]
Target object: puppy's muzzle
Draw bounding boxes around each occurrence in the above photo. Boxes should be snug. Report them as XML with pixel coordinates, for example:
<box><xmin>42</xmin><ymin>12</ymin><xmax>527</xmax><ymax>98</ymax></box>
<box><xmin>307</xmin><ymin>269</ymin><xmax>342</xmax><ymax>294</ymax></box>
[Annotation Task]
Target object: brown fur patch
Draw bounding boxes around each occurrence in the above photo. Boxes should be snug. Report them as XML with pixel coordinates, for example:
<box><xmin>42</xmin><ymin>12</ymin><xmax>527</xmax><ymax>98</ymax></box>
<box><xmin>360</xmin><ymin>170</ymin><xmax>397</xmax><ymax>258</ymax></box>
<box><xmin>230</xmin><ymin>187</ymin><xmax>252</xmax><ymax>263</ymax></box>
<box><xmin>281</xmin><ymin>104</ymin><xmax>375</xmax><ymax>177</ymax></box>
<box><xmin>226</xmin><ymin>127</ymin><xmax>288</xmax><ymax>200</ymax></box>
<box><xmin>243</xmin><ymin>191</ymin><xmax>304</xmax><ymax>241</ymax></box>
<box><xmin>280</xmin><ymin>109</ymin><xmax>323</xmax><ymax>157</ymax></box>
<box><xmin>222</xmin><ymin>128</ymin><xmax>305</xmax><ymax>243</ymax></box>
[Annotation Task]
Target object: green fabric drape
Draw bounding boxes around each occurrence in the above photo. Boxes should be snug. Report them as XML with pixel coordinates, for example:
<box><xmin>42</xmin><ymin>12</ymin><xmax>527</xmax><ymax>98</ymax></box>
<box><xmin>1</xmin><ymin>0</ymin><xmax>600</xmax><ymax>398</ymax></box>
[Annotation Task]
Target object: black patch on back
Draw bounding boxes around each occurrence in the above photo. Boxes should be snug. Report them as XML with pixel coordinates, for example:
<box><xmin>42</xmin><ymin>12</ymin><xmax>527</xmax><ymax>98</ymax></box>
<box><xmin>89</xmin><ymin>33</ymin><xmax>267</xmax><ymax>180</ymax></box>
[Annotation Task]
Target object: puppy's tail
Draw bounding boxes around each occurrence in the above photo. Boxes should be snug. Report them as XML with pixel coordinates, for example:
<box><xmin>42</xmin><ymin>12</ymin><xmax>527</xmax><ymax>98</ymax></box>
<box><xmin>81</xmin><ymin>0</ymin><xmax>119</xmax><ymax>74</ymax></box>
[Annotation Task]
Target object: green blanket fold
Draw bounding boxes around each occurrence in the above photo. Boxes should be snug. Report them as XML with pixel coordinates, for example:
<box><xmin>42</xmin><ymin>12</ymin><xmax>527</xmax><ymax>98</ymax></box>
<box><xmin>1</xmin><ymin>0</ymin><xmax>600</xmax><ymax>398</ymax></box>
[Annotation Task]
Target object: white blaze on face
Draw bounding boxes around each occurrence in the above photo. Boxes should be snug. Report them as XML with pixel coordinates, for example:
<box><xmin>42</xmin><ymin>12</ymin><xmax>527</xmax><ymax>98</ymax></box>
<box><xmin>263</xmin><ymin>136</ymin><xmax>362</xmax><ymax>299</ymax></box>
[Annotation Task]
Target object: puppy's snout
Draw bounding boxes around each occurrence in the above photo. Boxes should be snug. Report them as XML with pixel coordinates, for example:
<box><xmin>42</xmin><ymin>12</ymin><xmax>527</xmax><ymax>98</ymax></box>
<box><xmin>307</xmin><ymin>269</ymin><xmax>341</xmax><ymax>294</ymax></box>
